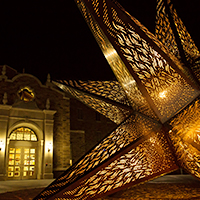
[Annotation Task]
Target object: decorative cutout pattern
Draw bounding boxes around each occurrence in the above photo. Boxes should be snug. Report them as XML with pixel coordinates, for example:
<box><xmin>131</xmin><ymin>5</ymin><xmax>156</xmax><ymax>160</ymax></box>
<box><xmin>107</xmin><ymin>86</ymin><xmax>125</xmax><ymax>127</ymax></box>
<box><xmin>170</xmin><ymin>99</ymin><xmax>200</xmax><ymax>178</ymax></box>
<box><xmin>34</xmin><ymin>0</ymin><xmax>200</xmax><ymax>199</ymax></box>
<box><xmin>35</xmin><ymin>114</ymin><xmax>171</xmax><ymax>199</ymax></box>
<box><xmin>155</xmin><ymin>0</ymin><xmax>180</xmax><ymax>60</ymax></box>
<box><xmin>60</xmin><ymin>132</ymin><xmax>177</xmax><ymax>200</ymax></box>
<box><xmin>55</xmin><ymin>80</ymin><xmax>158</xmax><ymax>121</ymax></box>
<box><xmin>61</xmin><ymin>80</ymin><xmax>130</xmax><ymax>106</ymax></box>
<box><xmin>54</xmin><ymin>81</ymin><xmax>130</xmax><ymax>124</ymax></box>
<box><xmin>75</xmin><ymin>0</ymin><xmax>199</xmax><ymax>123</ymax></box>
<box><xmin>155</xmin><ymin>0</ymin><xmax>200</xmax><ymax>81</ymax></box>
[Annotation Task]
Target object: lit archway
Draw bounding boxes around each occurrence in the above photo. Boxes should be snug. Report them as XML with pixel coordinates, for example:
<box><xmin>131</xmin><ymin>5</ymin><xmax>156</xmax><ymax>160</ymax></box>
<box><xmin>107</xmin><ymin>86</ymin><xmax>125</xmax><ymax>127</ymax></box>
<box><xmin>8</xmin><ymin>127</ymin><xmax>38</xmax><ymax>180</ymax></box>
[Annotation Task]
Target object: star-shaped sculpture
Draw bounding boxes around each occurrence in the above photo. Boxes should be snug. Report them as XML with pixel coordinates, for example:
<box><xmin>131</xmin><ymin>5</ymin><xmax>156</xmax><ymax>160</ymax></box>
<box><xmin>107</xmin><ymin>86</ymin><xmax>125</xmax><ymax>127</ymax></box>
<box><xmin>34</xmin><ymin>0</ymin><xmax>200</xmax><ymax>199</ymax></box>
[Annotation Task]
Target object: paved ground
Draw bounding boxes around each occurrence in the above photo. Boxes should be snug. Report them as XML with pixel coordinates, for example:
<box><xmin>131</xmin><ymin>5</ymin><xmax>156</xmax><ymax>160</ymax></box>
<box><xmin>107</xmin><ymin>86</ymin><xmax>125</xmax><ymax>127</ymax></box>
<box><xmin>99</xmin><ymin>175</ymin><xmax>200</xmax><ymax>200</ymax></box>
<box><xmin>0</xmin><ymin>179</ymin><xmax>54</xmax><ymax>194</ymax></box>
<box><xmin>0</xmin><ymin>175</ymin><xmax>199</xmax><ymax>199</ymax></box>
<box><xmin>0</xmin><ymin>179</ymin><xmax>54</xmax><ymax>200</ymax></box>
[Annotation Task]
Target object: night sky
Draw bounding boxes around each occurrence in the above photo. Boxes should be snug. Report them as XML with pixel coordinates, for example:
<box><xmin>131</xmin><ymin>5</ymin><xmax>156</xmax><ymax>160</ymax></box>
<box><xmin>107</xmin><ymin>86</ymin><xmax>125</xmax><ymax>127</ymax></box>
<box><xmin>0</xmin><ymin>0</ymin><xmax>199</xmax><ymax>83</ymax></box>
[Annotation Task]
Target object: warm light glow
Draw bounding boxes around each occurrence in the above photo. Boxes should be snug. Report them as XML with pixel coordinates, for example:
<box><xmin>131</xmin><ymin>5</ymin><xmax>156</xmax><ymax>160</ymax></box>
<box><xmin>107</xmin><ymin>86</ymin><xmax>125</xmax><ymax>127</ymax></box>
<box><xmin>159</xmin><ymin>90</ymin><xmax>167</xmax><ymax>99</ymax></box>
<box><xmin>70</xmin><ymin>159</ymin><xmax>73</xmax><ymax>166</ymax></box>
<box><xmin>47</xmin><ymin>142</ymin><xmax>53</xmax><ymax>153</ymax></box>
<box><xmin>123</xmin><ymin>80</ymin><xmax>136</xmax><ymax>88</ymax></box>
<box><xmin>18</xmin><ymin>87</ymin><xmax>34</xmax><ymax>102</ymax></box>
<box><xmin>0</xmin><ymin>140</ymin><xmax>4</xmax><ymax>152</ymax></box>
<box><xmin>105</xmin><ymin>49</ymin><xmax>118</xmax><ymax>60</ymax></box>
<box><xmin>184</xmin><ymin>125</ymin><xmax>200</xmax><ymax>144</ymax></box>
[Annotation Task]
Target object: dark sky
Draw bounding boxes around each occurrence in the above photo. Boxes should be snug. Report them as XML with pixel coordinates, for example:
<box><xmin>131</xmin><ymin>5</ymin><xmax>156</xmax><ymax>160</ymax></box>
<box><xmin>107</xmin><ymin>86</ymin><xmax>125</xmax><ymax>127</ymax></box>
<box><xmin>0</xmin><ymin>0</ymin><xmax>199</xmax><ymax>83</ymax></box>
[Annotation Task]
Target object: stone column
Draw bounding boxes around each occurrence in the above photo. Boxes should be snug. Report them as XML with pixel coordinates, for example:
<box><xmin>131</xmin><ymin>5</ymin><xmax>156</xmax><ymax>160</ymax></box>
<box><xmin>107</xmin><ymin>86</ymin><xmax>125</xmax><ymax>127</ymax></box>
<box><xmin>0</xmin><ymin>105</ymin><xmax>11</xmax><ymax>180</ymax></box>
<box><xmin>43</xmin><ymin>110</ymin><xmax>56</xmax><ymax>179</ymax></box>
<box><xmin>37</xmin><ymin>139</ymin><xmax>44</xmax><ymax>179</ymax></box>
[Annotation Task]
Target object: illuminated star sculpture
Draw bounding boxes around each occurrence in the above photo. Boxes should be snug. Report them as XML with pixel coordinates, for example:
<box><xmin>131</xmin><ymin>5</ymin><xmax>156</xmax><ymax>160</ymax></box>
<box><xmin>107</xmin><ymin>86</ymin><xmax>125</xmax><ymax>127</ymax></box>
<box><xmin>34</xmin><ymin>0</ymin><xmax>200</xmax><ymax>199</ymax></box>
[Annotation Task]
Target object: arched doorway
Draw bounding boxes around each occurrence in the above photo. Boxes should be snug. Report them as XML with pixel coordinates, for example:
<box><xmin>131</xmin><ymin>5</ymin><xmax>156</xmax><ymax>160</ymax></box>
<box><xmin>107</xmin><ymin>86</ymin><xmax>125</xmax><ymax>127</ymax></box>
<box><xmin>7</xmin><ymin>127</ymin><xmax>38</xmax><ymax>180</ymax></box>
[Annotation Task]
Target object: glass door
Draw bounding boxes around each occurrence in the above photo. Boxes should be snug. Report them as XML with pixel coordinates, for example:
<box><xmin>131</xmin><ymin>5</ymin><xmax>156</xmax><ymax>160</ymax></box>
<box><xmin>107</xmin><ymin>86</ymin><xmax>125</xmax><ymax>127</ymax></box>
<box><xmin>8</xmin><ymin>147</ymin><xmax>36</xmax><ymax>179</ymax></box>
<box><xmin>8</xmin><ymin>147</ymin><xmax>21</xmax><ymax>179</ymax></box>
<box><xmin>23</xmin><ymin>148</ymin><xmax>36</xmax><ymax>178</ymax></box>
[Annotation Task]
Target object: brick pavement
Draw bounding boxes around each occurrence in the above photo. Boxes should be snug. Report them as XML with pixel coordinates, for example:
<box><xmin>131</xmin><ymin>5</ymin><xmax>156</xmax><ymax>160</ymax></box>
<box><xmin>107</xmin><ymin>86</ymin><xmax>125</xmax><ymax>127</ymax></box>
<box><xmin>0</xmin><ymin>175</ymin><xmax>199</xmax><ymax>200</ymax></box>
<box><xmin>98</xmin><ymin>182</ymin><xmax>200</xmax><ymax>200</ymax></box>
<box><xmin>0</xmin><ymin>188</ymin><xmax>44</xmax><ymax>200</ymax></box>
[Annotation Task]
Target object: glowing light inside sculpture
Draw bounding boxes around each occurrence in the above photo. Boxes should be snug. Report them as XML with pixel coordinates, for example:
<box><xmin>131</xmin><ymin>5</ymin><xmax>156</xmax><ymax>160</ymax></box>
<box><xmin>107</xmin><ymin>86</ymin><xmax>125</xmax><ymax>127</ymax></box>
<box><xmin>159</xmin><ymin>90</ymin><xmax>167</xmax><ymax>99</ymax></box>
<box><xmin>105</xmin><ymin>49</ymin><xmax>118</xmax><ymax>60</ymax></box>
<box><xmin>123</xmin><ymin>80</ymin><xmax>136</xmax><ymax>88</ymax></box>
<box><xmin>34</xmin><ymin>0</ymin><xmax>200</xmax><ymax>199</ymax></box>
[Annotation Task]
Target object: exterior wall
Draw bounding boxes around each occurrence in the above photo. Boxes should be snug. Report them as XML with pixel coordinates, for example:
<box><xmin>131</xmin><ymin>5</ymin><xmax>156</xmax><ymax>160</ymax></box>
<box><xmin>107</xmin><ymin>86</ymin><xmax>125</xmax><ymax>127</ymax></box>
<box><xmin>0</xmin><ymin>68</ymin><xmax>71</xmax><ymax>179</ymax></box>
<box><xmin>52</xmin><ymin>96</ymin><xmax>70</xmax><ymax>177</ymax></box>
<box><xmin>0</xmin><ymin>104</ymin><xmax>56</xmax><ymax>180</ymax></box>
<box><xmin>70</xmin><ymin>99</ymin><xmax>116</xmax><ymax>163</ymax></box>
<box><xmin>0</xmin><ymin>66</ymin><xmax>117</xmax><ymax>179</ymax></box>
<box><xmin>0</xmin><ymin>105</ymin><xmax>11</xmax><ymax>180</ymax></box>
<box><xmin>70</xmin><ymin>130</ymin><xmax>85</xmax><ymax>164</ymax></box>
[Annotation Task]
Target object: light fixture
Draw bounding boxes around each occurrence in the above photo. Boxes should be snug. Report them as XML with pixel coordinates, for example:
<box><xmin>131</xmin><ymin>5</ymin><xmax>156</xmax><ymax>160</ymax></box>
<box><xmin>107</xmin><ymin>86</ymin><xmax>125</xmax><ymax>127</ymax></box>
<box><xmin>47</xmin><ymin>142</ymin><xmax>53</xmax><ymax>153</ymax></box>
<box><xmin>159</xmin><ymin>90</ymin><xmax>167</xmax><ymax>99</ymax></box>
<box><xmin>0</xmin><ymin>140</ymin><xmax>4</xmax><ymax>152</ymax></box>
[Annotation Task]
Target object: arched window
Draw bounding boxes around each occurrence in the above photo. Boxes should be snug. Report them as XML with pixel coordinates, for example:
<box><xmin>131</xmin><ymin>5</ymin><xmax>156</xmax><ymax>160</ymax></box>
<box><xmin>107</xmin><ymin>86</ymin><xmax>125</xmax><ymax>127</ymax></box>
<box><xmin>10</xmin><ymin>127</ymin><xmax>37</xmax><ymax>141</ymax></box>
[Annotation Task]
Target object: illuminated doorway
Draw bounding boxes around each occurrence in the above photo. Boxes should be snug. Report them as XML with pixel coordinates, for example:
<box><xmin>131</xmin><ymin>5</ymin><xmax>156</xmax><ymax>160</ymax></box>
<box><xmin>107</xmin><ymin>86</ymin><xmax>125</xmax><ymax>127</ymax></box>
<box><xmin>7</xmin><ymin>127</ymin><xmax>38</xmax><ymax>180</ymax></box>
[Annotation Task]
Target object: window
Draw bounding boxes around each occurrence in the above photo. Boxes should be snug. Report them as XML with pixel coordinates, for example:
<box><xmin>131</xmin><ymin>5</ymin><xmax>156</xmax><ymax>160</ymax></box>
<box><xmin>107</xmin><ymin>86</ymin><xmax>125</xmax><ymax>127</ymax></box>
<box><xmin>10</xmin><ymin>127</ymin><xmax>37</xmax><ymax>141</ymax></box>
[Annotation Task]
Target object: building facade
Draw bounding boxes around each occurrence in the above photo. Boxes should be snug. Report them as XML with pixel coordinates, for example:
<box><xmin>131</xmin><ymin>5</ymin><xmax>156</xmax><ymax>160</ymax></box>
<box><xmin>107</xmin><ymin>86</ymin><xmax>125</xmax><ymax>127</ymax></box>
<box><xmin>0</xmin><ymin>65</ymin><xmax>116</xmax><ymax>180</ymax></box>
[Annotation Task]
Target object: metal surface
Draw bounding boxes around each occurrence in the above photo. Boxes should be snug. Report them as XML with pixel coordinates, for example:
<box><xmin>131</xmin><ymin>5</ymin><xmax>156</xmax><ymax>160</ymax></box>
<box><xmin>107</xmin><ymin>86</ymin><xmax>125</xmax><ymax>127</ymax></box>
<box><xmin>54</xmin><ymin>80</ymin><xmax>132</xmax><ymax>124</ymax></box>
<box><xmin>34</xmin><ymin>0</ymin><xmax>200</xmax><ymax>199</ymax></box>
<box><xmin>35</xmin><ymin>114</ymin><xmax>178</xmax><ymax>200</ymax></box>
<box><xmin>74</xmin><ymin>0</ymin><xmax>199</xmax><ymax>124</ymax></box>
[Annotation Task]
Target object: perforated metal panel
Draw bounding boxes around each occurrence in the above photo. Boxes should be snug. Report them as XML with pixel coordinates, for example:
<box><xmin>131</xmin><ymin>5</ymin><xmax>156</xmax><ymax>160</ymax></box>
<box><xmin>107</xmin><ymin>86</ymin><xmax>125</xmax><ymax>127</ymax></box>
<box><xmin>35</xmin><ymin>114</ymin><xmax>178</xmax><ymax>199</ymax></box>
<box><xmin>34</xmin><ymin>0</ymin><xmax>200</xmax><ymax>199</ymax></box>
<box><xmin>74</xmin><ymin>0</ymin><xmax>199</xmax><ymax>123</ymax></box>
